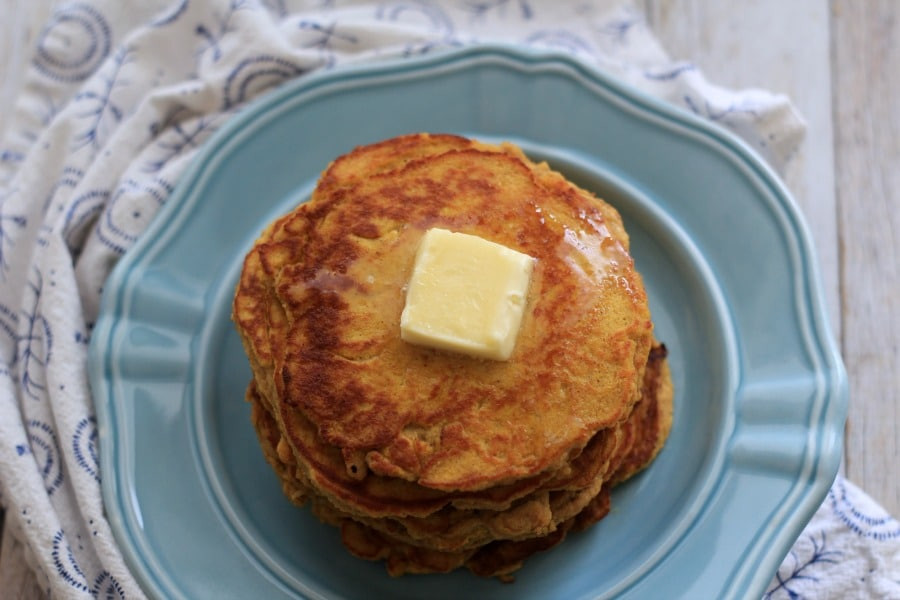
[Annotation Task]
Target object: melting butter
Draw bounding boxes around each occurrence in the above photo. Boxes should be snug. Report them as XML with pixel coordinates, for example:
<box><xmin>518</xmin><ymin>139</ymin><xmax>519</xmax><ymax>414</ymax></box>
<box><xmin>400</xmin><ymin>228</ymin><xmax>534</xmax><ymax>361</ymax></box>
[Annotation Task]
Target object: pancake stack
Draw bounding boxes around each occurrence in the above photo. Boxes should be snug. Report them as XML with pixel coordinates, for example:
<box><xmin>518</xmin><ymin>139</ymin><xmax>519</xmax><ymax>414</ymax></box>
<box><xmin>232</xmin><ymin>133</ymin><xmax>673</xmax><ymax>581</ymax></box>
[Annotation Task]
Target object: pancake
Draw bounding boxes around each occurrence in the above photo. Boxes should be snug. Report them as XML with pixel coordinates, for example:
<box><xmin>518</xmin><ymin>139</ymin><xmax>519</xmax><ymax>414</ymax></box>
<box><xmin>247</xmin><ymin>343</ymin><xmax>672</xmax><ymax>571</ymax></box>
<box><xmin>271</xmin><ymin>147</ymin><xmax>649</xmax><ymax>488</ymax></box>
<box><xmin>234</xmin><ymin>134</ymin><xmax>652</xmax><ymax>504</ymax></box>
<box><xmin>232</xmin><ymin>133</ymin><xmax>673</xmax><ymax>580</ymax></box>
<box><xmin>250</xmin><ymin>383</ymin><xmax>619</xmax><ymax>551</ymax></box>
<box><xmin>335</xmin><ymin>485</ymin><xmax>614</xmax><ymax>581</ymax></box>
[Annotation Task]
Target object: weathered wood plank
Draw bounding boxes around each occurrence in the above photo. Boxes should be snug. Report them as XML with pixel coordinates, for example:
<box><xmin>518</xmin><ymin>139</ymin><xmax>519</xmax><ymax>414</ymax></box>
<box><xmin>831</xmin><ymin>0</ymin><xmax>900</xmax><ymax>516</ymax></box>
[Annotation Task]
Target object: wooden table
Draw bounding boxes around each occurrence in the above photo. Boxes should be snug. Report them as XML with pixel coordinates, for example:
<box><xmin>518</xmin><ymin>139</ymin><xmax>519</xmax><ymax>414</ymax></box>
<box><xmin>1</xmin><ymin>0</ymin><xmax>897</xmax><ymax>595</ymax></box>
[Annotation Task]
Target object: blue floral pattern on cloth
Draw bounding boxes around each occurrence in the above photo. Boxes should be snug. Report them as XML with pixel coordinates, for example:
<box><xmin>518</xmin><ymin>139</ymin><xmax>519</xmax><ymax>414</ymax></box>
<box><xmin>829</xmin><ymin>478</ymin><xmax>900</xmax><ymax>542</ymax></box>
<box><xmin>764</xmin><ymin>476</ymin><xmax>900</xmax><ymax>598</ymax></box>
<box><xmin>0</xmin><ymin>199</ymin><xmax>27</xmax><ymax>277</ymax></box>
<box><xmin>0</xmin><ymin>1</ymin><xmax>894</xmax><ymax>599</ymax></box>
<box><xmin>22</xmin><ymin>421</ymin><xmax>64</xmax><ymax>496</ymax></box>
<box><xmin>72</xmin><ymin>417</ymin><xmax>101</xmax><ymax>484</ymax></box>
<box><xmin>765</xmin><ymin>532</ymin><xmax>843</xmax><ymax>599</ymax></box>
<box><xmin>33</xmin><ymin>3</ymin><xmax>113</xmax><ymax>83</ymax></box>
<box><xmin>52</xmin><ymin>528</ymin><xmax>125</xmax><ymax>599</ymax></box>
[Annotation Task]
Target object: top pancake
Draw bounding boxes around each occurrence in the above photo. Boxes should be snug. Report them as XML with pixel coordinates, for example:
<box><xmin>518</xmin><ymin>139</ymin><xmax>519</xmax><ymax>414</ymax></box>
<box><xmin>233</xmin><ymin>133</ymin><xmax>655</xmax><ymax>492</ymax></box>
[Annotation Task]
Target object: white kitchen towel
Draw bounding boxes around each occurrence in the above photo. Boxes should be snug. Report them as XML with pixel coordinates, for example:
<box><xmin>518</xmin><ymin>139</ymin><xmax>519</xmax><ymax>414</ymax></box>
<box><xmin>0</xmin><ymin>1</ymin><xmax>896</xmax><ymax>599</ymax></box>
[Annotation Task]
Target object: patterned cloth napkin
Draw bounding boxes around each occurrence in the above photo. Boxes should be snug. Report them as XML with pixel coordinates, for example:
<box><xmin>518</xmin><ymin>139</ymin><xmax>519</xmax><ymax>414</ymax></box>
<box><xmin>0</xmin><ymin>1</ymin><xmax>897</xmax><ymax>598</ymax></box>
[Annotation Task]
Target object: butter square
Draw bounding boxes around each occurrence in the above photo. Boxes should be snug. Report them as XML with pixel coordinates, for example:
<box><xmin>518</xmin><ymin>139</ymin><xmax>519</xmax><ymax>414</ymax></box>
<box><xmin>400</xmin><ymin>228</ymin><xmax>534</xmax><ymax>360</ymax></box>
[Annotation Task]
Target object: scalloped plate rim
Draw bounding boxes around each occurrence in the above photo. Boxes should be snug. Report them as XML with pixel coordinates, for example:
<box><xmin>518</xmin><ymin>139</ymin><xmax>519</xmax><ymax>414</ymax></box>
<box><xmin>88</xmin><ymin>43</ymin><xmax>847</xmax><ymax>600</ymax></box>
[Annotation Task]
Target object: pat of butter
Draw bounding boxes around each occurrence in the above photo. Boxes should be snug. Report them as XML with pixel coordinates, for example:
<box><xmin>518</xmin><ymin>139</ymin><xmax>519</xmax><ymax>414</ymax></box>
<box><xmin>400</xmin><ymin>228</ymin><xmax>534</xmax><ymax>361</ymax></box>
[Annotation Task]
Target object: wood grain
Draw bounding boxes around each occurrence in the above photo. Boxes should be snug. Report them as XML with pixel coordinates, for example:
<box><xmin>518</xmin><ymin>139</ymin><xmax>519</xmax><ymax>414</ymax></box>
<box><xmin>831</xmin><ymin>0</ymin><xmax>900</xmax><ymax>515</ymax></box>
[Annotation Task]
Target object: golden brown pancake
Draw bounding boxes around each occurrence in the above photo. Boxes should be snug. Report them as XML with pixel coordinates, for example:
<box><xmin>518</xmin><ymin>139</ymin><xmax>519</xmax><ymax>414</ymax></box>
<box><xmin>250</xmin><ymin>382</ymin><xmax>618</xmax><ymax>551</ymax></box>
<box><xmin>273</xmin><ymin>150</ymin><xmax>649</xmax><ymax>487</ymax></box>
<box><xmin>247</xmin><ymin>343</ymin><xmax>672</xmax><ymax>576</ymax></box>
<box><xmin>232</xmin><ymin>133</ymin><xmax>672</xmax><ymax>580</ymax></box>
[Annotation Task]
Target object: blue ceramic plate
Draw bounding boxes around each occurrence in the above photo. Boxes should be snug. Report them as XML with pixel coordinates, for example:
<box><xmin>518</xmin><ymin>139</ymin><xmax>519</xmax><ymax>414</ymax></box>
<box><xmin>88</xmin><ymin>45</ymin><xmax>847</xmax><ymax>599</ymax></box>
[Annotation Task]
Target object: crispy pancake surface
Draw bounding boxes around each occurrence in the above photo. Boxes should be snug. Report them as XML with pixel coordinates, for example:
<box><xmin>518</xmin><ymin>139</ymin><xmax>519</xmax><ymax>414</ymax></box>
<box><xmin>247</xmin><ymin>342</ymin><xmax>672</xmax><ymax>577</ymax></box>
<box><xmin>232</xmin><ymin>133</ymin><xmax>672</xmax><ymax>580</ymax></box>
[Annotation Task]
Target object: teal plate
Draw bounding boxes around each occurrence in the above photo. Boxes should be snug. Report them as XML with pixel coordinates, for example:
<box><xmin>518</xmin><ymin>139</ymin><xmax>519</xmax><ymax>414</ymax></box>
<box><xmin>88</xmin><ymin>45</ymin><xmax>847</xmax><ymax>599</ymax></box>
